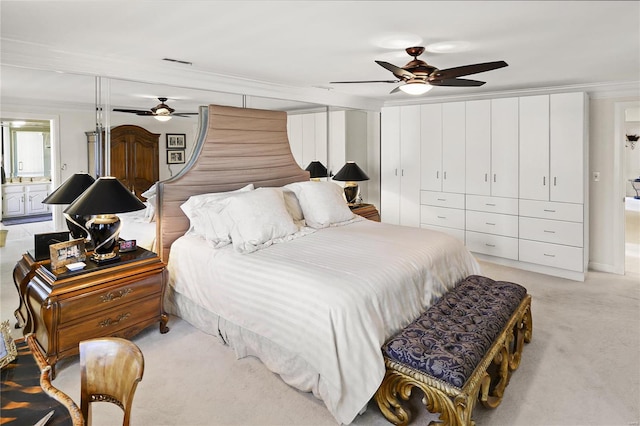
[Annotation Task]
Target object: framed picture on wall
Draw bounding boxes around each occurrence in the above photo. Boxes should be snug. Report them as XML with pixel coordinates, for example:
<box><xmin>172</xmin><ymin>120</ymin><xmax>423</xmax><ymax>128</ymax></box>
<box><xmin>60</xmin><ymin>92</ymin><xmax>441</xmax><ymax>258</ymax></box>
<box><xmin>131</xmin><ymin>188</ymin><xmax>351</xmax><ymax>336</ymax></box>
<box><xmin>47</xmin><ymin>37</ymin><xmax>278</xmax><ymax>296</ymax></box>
<box><xmin>166</xmin><ymin>133</ymin><xmax>186</xmax><ymax>149</ymax></box>
<box><xmin>167</xmin><ymin>150</ymin><xmax>185</xmax><ymax>164</ymax></box>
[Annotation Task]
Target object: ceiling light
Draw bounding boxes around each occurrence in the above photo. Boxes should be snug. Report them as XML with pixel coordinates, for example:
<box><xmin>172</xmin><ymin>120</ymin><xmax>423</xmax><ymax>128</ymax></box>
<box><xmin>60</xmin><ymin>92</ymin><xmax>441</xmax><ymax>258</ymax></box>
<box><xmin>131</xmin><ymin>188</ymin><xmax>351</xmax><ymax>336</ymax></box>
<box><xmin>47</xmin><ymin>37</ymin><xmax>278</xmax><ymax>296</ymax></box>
<box><xmin>425</xmin><ymin>41</ymin><xmax>471</xmax><ymax>53</ymax></box>
<box><xmin>154</xmin><ymin>115</ymin><xmax>172</xmax><ymax>122</ymax></box>
<box><xmin>399</xmin><ymin>81</ymin><xmax>433</xmax><ymax>95</ymax></box>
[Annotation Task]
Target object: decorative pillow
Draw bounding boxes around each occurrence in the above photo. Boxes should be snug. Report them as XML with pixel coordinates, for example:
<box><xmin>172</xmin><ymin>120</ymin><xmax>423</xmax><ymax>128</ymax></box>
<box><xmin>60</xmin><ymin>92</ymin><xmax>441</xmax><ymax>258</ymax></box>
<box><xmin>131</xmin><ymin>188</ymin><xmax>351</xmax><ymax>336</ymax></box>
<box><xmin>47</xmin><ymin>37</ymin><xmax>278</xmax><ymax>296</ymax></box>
<box><xmin>141</xmin><ymin>183</ymin><xmax>157</xmax><ymax>222</ymax></box>
<box><xmin>279</xmin><ymin>187</ymin><xmax>304</xmax><ymax>222</ymax></box>
<box><xmin>222</xmin><ymin>187</ymin><xmax>300</xmax><ymax>253</ymax></box>
<box><xmin>285</xmin><ymin>181</ymin><xmax>354</xmax><ymax>229</ymax></box>
<box><xmin>180</xmin><ymin>184</ymin><xmax>254</xmax><ymax>238</ymax></box>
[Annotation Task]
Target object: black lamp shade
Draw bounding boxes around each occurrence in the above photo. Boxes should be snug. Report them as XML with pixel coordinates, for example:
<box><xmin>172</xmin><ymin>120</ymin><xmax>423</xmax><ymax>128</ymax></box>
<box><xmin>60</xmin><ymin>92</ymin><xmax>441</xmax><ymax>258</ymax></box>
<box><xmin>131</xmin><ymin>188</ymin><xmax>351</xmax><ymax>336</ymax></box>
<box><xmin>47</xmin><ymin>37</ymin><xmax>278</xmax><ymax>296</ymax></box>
<box><xmin>305</xmin><ymin>161</ymin><xmax>328</xmax><ymax>179</ymax></box>
<box><xmin>42</xmin><ymin>173</ymin><xmax>95</xmax><ymax>204</ymax></box>
<box><xmin>64</xmin><ymin>177</ymin><xmax>146</xmax><ymax>262</ymax></box>
<box><xmin>332</xmin><ymin>162</ymin><xmax>369</xmax><ymax>182</ymax></box>
<box><xmin>64</xmin><ymin>176</ymin><xmax>145</xmax><ymax>216</ymax></box>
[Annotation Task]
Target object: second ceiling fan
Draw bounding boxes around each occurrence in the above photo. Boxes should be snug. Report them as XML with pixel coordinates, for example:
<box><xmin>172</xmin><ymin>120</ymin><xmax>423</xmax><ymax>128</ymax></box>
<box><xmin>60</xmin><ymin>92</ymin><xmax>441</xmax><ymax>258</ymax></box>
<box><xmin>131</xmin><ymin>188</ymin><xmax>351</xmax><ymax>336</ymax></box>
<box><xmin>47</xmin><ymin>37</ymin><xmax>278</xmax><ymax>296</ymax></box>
<box><xmin>331</xmin><ymin>46</ymin><xmax>508</xmax><ymax>95</ymax></box>
<box><xmin>113</xmin><ymin>97</ymin><xmax>198</xmax><ymax>121</ymax></box>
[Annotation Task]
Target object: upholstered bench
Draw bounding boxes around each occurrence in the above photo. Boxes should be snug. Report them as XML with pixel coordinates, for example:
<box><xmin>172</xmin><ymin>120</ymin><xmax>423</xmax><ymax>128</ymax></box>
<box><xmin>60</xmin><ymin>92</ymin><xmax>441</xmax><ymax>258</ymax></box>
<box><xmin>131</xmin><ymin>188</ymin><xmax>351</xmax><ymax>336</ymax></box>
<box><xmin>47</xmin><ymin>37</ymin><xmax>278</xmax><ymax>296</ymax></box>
<box><xmin>375</xmin><ymin>275</ymin><xmax>532</xmax><ymax>426</ymax></box>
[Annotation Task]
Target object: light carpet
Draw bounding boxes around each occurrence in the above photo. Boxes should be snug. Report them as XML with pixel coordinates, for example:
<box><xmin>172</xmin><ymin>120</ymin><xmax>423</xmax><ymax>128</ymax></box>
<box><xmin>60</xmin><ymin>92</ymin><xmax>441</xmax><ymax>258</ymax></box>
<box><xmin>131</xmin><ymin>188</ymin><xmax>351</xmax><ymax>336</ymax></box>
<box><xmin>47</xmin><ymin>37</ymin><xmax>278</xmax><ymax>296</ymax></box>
<box><xmin>1</xmin><ymin>223</ymin><xmax>638</xmax><ymax>426</ymax></box>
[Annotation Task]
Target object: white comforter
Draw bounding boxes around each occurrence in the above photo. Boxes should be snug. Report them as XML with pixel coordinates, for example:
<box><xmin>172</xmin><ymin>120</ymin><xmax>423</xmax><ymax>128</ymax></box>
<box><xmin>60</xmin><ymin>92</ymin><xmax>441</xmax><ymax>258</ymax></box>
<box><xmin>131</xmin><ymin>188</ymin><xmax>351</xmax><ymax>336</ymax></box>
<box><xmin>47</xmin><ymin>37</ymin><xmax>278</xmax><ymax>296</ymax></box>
<box><xmin>167</xmin><ymin>219</ymin><xmax>480</xmax><ymax>424</ymax></box>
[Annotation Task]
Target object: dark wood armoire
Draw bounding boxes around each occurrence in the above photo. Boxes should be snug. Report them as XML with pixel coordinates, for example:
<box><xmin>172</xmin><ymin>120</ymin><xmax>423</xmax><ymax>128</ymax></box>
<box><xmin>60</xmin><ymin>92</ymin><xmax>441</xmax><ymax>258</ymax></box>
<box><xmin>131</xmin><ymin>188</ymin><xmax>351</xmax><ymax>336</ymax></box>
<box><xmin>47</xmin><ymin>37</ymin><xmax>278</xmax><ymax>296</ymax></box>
<box><xmin>87</xmin><ymin>125</ymin><xmax>160</xmax><ymax>200</ymax></box>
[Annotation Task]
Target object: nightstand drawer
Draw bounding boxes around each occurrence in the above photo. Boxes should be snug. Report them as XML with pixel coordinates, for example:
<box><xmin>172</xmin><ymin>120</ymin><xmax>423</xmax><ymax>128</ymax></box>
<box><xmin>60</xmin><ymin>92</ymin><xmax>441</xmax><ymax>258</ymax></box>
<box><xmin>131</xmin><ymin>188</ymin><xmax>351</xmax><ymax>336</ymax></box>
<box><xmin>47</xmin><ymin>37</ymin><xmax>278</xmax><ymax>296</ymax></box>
<box><xmin>57</xmin><ymin>295</ymin><xmax>161</xmax><ymax>352</ymax></box>
<box><xmin>58</xmin><ymin>272</ymin><xmax>163</xmax><ymax>324</ymax></box>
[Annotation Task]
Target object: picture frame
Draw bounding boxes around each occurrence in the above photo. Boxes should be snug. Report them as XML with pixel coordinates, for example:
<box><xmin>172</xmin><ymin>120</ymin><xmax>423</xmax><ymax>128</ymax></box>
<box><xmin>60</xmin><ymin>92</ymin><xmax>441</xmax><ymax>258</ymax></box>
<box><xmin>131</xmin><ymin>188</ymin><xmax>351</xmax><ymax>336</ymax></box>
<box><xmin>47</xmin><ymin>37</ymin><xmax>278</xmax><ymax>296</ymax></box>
<box><xmin>167</xmin><ymin>150</ymin><xmax>185</xmax><ymax>164</ymax></box>
<box><xmin>166</xmin><ymin>133</ymin><xmax>186</xmax><ymax>149</ymax></box>
<box><xmin>0</xmin><ymin>320</ymin><xmax>17</xmax><ymax>369</ymax></box>
<box><xmin>50</xmin><ymin>238</ymin><xmax>86</xmax><ymax>271</ymax></box>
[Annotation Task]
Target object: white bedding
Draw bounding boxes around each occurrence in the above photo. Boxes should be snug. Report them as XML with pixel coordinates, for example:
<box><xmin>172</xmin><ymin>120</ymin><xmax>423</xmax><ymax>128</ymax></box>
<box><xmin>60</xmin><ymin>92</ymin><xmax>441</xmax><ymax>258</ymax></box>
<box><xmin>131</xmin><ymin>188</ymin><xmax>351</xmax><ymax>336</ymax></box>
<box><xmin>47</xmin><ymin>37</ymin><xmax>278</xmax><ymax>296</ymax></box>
<box><xmin>119</xmin><ymin>206</ymin><xmax>156</xmax><ymax>252</ymax></box>
<box><xmin>167</xmin><ymin>218</ymin><xmax>480</xmax><ymax>424</ymax></box>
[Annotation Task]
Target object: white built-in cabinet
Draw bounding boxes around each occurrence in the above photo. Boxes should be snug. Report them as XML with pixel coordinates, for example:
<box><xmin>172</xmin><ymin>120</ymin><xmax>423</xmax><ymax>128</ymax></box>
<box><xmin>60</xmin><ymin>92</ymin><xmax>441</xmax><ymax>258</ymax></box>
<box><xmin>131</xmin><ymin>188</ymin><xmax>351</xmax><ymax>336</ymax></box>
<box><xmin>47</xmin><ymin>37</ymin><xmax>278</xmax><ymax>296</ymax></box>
<box><xmin>466</xmin><ymin>98</ymin><xmax>519</xmax><ymax>198</ymax></box>
<box><xmin>287</xmin><ymin>112</ymin><xmax>328</xmax><ymax>169</ymax></box>
<box><xmin>380</xmin><ymin>105</ymin><xmax>421</xmax><ymax>226</ymax></box>
<box><xmin>381</xmin><ymin>91</ymin><xmax>588</xmax><ymax>280</ymax></box>
<box><xmin>422</xmin><ymin>103</ymin><xmax>466</xmax><ymax>193</ymax></box>
<box><xmin>2</xmin><ymin>183</ymin><xmax>51</xmax><ymax>218</ymax></box>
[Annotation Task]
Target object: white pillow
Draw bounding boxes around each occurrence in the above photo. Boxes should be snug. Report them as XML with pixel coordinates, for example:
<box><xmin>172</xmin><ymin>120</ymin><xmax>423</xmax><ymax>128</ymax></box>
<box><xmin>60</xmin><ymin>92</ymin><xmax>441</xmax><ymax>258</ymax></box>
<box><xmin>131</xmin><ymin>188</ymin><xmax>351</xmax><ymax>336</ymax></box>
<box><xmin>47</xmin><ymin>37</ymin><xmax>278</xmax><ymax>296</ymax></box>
<box><xmin>141</xmin><ymin>183</ymin><xmax>157</xmax><ymax>222</ymax></box>
<box><xmin>285</xmin><ymin>181</ymin><xmax>354</xmax><ymax>229</ymax></box>
<box><xmin>222</xmin><ymin>187</ymin><xmax>300</xmax><ymax>253</ymax></box>
<box><xmin>277</xmin><ymin>187</ymin><xmax>304</xmax><ymax>222</ymax></box>
<box><xmin>180</xmin><ymin>184</ymin><xmax>254</xmax><ymax>238</ymax></box>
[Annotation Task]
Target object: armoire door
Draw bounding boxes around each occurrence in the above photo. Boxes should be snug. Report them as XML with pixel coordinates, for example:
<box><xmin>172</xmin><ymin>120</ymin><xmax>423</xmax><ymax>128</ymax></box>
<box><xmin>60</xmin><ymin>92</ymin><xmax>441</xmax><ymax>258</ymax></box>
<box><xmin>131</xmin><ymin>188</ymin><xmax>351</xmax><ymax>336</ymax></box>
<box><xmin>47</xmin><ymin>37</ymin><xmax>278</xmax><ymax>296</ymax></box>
<box><xmin>110</xmin><ymin>125</ymin><xmax>160</xmax><ymax>200</ymax></box>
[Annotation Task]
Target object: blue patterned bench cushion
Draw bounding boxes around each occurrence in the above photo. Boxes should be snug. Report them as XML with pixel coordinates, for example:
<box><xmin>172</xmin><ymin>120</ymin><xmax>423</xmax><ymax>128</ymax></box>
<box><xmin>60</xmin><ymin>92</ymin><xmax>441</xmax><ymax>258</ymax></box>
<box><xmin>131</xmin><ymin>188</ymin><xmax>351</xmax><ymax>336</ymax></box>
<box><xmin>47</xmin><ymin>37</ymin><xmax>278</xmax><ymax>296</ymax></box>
<box><xmin>382</xmin><ymin>275</ymin><xmax>527</xmax><ymax>389</ymax></box>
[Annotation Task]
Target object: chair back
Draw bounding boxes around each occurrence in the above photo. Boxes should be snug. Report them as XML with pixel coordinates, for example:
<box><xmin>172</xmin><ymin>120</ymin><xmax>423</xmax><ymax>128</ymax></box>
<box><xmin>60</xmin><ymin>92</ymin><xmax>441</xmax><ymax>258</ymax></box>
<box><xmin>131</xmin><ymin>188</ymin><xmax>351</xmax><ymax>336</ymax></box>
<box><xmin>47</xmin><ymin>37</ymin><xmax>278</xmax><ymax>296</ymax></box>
<box><xmin>79</xmin><ymin>337</ymin><xmax>144</xmax><ymax>426</ymax></box>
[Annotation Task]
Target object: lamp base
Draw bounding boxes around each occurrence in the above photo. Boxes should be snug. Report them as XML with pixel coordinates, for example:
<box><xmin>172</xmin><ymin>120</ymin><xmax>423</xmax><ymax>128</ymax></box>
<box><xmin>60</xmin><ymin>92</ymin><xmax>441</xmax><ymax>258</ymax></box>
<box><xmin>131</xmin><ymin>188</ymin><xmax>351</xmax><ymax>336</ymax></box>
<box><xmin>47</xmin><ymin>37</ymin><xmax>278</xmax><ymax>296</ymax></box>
<box><xmin>92</xmin><ymin>253</ymin><xmax>121</xmax><ymax>264</ymax></box>
<box><xmin>64</xmin><ymin>213</ymin><xmax>93</xmax><ymax>250</ymax></box>
<box><xmin>87</xmin><ymin>214</ymin><xmax>121</xmax><ymax>262</ymax></box>
<box><xmin>343</xmin><ymin>183</ymin><xmax>359</xmax><ymax>204</ymax></box>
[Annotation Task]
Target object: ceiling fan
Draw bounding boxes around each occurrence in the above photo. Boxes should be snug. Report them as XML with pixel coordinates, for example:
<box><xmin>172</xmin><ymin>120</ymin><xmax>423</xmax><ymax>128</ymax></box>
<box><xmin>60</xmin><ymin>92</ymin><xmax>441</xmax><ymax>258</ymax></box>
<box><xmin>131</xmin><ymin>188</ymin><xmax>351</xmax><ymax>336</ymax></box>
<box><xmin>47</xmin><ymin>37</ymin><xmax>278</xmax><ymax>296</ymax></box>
<box><xmin>330</xmin><ymin>47</ymin><xmax>508</xmax><ymax>95</ymax></box>
<box><xmin>113</xmin><ymin>97</ymin><xmax>198</xmax><ymax>121</ymax></box>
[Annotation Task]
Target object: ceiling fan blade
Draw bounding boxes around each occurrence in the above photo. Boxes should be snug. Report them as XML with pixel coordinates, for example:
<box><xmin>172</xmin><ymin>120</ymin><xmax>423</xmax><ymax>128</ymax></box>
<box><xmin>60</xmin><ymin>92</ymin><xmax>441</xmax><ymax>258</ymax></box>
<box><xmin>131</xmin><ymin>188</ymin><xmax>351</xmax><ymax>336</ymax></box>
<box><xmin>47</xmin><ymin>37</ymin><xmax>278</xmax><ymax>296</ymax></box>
<box><xmin>330</xmin><ymin>80</ymin><xmax>401</xmax><ymax>84</ymax></box>
<box><xmin>113</xmin><ymin>108</ymin><xmax>149</xmax><ymax>114</ymax></box>
<box><xmin>429</xmin><ymin>78</ymin><xmax>486</xmax><ymax>87</ymax></box>
<box><xmin>375</xmin><ymin>60</ymin><xmax>416</xmax><ymax>80</ymax></box>
<box><xmin>389</xmin><ymin>86</ymin><xmax>403</xmax><ymax>94</ymax></box>
<box><xmin>173</xmin><ymin>113</ymin><xmax>199</xmax><ymax>117</ymax></box>
<box><xmin>432</xmin><ymin>61</ymin><xmax>508</xmax><ymax>79</ymax></box>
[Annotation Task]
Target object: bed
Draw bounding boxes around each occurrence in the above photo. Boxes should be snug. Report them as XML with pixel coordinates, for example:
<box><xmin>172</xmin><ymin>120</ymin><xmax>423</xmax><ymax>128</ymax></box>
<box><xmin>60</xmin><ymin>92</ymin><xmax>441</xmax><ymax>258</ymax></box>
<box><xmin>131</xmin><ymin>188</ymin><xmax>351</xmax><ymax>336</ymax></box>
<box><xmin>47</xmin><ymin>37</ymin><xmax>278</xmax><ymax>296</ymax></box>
<box><xmin>118</xmin><ymin>184</ymin><xmax>158</xmax><ymax>252</ymax></box>
<box><xmin>155</xmin><ymin>105</ymin><xmax>480</xmax><ymax>425</ymax></box>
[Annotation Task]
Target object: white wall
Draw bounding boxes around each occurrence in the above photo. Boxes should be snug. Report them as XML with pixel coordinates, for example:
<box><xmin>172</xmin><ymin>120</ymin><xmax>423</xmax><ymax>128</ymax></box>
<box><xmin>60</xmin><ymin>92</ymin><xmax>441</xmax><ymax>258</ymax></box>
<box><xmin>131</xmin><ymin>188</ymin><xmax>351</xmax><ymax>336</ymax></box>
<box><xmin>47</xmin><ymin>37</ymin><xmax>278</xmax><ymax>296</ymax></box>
<box><xmin>588</xmin><ymin>95</ymin><xmax>640</xmax><ymax>271</ymax></box>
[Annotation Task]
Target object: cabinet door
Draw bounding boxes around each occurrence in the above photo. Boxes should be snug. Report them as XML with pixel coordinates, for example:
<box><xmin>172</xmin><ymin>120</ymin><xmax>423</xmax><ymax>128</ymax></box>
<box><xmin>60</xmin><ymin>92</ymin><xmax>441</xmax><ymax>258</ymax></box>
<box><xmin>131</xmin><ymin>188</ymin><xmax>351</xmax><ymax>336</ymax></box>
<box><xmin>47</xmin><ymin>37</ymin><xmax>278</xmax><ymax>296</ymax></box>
<box><xmin>26</xmin><ymin>189</ymin><xmax>49</xmax><ymax>215</ymax></box>
<box><xmin>550</xmin><ymin>93</ymin><xmax>585</xmax><ymax>203</ymax></box>
<box><xmin>301</xmin><ymin>114</ymin><xmax>316</xmax><ymax>168</ymax></box>
<box><xmin>420</xmin><ymin>104</ymin><xmax>442</xmax><ymax>191</ymax></box>
<box><xmin>3</xmin><ymin>190</ymin><xmax>25</xmax><ymax>216</ymax></box>
<box><xmin>380</xmin><ymin>106</ymin><xmax>401</xmax><ymax>224</ymax></box>
<box><xmin>519</xmin><ymin>95</ymin><xmax>550</xmax><ymax>200</ymax></box>
<box><xmin>130</xmin><ymin>136</ymin><xmax>159</xmax><ymax>200</ymax></box>
<box><xmin>287</xmin><ymin>114</ymin><xmax>303</xmax><ymax>167</ymax></box>
<box><xmin>400</xmin><ymin>105</ymin><xmax>421</xmax><ymax>227</ymax></box>
<box><xmin>314</xmin><ymin>112</ymin><xmax>328</xmax><ymax>165</ymax></box>
<box><xmin>442</xmin><ymin>102</ymin><xmax>465</xmax><ymax>193</ymax></box>
<box><xmin>465</xmin><ymin>100</ymin><xmax>491</xmax><ymax>196</ymax></box>
<box><xmin>491</xmin><ymin>97</ymin><xmax>519</xmax><ymax>198</ymax></box>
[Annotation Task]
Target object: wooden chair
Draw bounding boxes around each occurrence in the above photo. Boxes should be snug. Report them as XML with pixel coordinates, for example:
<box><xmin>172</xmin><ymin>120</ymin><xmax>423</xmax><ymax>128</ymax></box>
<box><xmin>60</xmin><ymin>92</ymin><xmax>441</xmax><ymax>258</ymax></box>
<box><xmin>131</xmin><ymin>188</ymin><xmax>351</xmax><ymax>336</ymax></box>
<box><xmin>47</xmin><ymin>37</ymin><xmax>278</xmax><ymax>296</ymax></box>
<box><xmin>79</xmin><ymin>337</ymin><xmax>144</xmax><ymax>426</ymax></box>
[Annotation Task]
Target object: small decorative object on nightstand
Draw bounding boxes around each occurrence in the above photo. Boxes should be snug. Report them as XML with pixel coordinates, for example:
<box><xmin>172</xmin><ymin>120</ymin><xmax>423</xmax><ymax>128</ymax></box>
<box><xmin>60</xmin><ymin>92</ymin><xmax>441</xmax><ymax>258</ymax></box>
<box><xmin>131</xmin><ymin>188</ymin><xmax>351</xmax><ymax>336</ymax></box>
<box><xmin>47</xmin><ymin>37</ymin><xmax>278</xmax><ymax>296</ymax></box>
<box><xmin>350</xmin><ymin>203</ymin><xmax>380</xmax><ymax>222</ymax></box>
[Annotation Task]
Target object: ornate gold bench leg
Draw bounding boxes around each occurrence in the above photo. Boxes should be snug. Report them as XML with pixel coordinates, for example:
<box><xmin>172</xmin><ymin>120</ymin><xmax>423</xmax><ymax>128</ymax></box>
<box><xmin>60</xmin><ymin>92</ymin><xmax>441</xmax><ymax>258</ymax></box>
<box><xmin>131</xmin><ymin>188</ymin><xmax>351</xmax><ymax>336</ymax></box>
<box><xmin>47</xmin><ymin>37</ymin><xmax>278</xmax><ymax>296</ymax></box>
<box><xmin>375</xmin><ymin>370</ymin><xmax>413</xmax><ymax>426</ymax></box>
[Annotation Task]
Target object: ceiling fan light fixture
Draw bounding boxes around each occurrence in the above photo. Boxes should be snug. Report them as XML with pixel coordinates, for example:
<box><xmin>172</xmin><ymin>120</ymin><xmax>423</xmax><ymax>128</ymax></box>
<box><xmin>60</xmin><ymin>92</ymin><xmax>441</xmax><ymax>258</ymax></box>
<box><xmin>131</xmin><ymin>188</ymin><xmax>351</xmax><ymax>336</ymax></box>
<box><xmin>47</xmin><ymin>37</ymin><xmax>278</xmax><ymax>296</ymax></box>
<box><xmin>154</xmin><ymin>115</ymin><xmax>172</xmax><ymax>122</ymax></box>
<box><xmin>399</xmin><ymin>81</ymin><xmax>433</xmax><ymax>95</ymax></box>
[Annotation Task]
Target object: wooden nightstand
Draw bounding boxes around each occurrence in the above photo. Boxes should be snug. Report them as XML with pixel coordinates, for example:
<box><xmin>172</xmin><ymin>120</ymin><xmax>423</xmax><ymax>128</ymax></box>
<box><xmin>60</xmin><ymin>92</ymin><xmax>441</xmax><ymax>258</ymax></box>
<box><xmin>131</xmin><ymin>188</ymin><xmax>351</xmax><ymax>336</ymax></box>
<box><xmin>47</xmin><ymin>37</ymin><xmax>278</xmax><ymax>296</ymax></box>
<box><xmin>13</xmin><ymin>247</ymin><xmax>168</xmax><ymax>378</ymax></box>
<box><xmin>349</xmin><ymin>203</ymin><xmax>381</xmax><ymax>222</ymax></box>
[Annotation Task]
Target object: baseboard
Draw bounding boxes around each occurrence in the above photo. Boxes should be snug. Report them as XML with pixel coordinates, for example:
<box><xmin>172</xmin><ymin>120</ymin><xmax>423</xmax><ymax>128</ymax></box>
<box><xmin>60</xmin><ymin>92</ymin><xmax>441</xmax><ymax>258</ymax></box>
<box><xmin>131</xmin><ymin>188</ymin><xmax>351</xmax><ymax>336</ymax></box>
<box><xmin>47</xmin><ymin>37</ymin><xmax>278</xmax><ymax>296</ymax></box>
<box><xmin>588</xmin><ymin>261</ymin><xmax>618</xmax><ymax>274</ymax></box>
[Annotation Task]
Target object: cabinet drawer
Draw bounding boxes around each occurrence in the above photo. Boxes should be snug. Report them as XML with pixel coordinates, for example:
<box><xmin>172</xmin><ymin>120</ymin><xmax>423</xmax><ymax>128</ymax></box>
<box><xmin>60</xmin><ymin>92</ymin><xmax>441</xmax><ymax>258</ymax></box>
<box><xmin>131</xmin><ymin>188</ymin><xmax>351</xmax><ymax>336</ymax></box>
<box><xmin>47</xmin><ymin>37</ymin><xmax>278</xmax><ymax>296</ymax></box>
<box><xmin>466</xmin><ymin>211</ymin><xmax>518</xmax><ymax>237</ymax></box>
<box><xmin>420</xmin><ymin>190</ymin><xmax>465</xmax><ymax>209</ymax></box>
<box><xmin>466</xmin><ymin>231</ymin><xmax>518</xmax><ymax>260</ymax></box>
<box><xmin>3</xmin><ymin>184</ymin><xmax>24</xmax><ymax>194</ymax></box>
<box><xmin>421</xmin><ymin>224</ymin><xmax>465</xmax><ymax>243</ymax></box>
<box><xmin>519</xmin><ymin>239</ymin><xmax>583</xmax><ymax>272</ymax></box>
<box><xmin>421</xmin><ymin>205</ymin><xmax>465</xmax><ymax>229</ymax></box>
<box><xmin>519</xmin><ymin>199</ymin><xmax>583</xmax><ymax>222</ymax></box>
<box><xmin>58</xmin><ymin>272</ymin><xmax>163</xmax><ymax>324</ymax></box>
<box><xmin>57</xmin><ymin>295</ymin><xmax>161</xmax><ymax>352</ymax></box>
<box><xmin>519</xmin><ymin>217</ymin><xmax>583</xmax><ymax>247</ymax></box>
<box><xmin>466</xmin><ymin>194</ymin><xmax>518</xmax><ymax>215</ymax></box>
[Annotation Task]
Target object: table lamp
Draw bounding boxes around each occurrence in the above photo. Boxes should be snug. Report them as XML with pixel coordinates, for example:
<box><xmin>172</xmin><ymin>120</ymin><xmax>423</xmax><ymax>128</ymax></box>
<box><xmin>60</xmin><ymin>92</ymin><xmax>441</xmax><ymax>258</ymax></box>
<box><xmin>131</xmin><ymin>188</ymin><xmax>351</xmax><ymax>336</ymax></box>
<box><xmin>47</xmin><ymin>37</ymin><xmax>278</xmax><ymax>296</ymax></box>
<box><xmin>64</xmin><ymin>176</ymin><xmax>145</xmax><ymax>263</ymax></box>
<box><xmin>305</xmin><ymin>161</ymin><xmax>328</xmax><ymax>181</ymax></box>
<box><xmin>42</xmin><ymin>173</ymin><xmax>95</xmax><ymax>246</ymax></box>
<box><xmin>333</xmin><ymin>161</ymin><xmax>369</xmax><ymax>204</ymax></box>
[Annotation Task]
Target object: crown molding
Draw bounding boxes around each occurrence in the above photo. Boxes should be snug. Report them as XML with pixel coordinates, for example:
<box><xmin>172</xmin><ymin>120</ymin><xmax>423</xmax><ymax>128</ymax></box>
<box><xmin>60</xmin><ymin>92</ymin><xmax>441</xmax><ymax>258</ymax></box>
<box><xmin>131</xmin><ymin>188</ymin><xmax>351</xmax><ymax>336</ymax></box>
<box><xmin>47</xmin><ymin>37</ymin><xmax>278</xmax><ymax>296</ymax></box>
<box><xmin>0</xmin><ymin>38</ymin><xmax>384</xmax><ymax>112</ymax></box>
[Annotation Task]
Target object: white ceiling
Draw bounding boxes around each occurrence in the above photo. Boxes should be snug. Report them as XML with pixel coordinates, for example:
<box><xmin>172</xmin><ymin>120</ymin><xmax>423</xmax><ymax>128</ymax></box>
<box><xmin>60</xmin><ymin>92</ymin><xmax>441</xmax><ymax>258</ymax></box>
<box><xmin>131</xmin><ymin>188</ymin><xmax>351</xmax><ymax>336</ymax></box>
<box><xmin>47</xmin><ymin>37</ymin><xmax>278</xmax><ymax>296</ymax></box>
<box><xmin>1</xmin><ymin>1</ymin><xmax>639</xmax><ymax>114</ymax></box>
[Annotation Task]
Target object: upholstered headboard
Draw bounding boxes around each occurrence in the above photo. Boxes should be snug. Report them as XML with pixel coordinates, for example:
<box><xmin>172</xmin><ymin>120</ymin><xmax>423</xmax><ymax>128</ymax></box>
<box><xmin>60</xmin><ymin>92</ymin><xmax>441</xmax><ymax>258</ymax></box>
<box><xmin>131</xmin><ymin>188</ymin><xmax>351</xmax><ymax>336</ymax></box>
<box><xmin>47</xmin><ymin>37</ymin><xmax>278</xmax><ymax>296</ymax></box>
<box><xmin>156</xmin><ymin>104</ymin><xmax>310</xmax><ymax>263</ymax></box>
